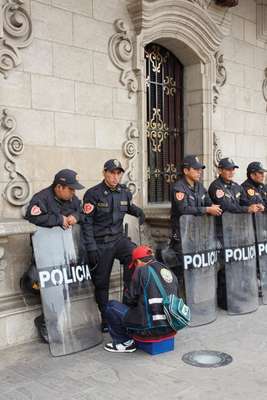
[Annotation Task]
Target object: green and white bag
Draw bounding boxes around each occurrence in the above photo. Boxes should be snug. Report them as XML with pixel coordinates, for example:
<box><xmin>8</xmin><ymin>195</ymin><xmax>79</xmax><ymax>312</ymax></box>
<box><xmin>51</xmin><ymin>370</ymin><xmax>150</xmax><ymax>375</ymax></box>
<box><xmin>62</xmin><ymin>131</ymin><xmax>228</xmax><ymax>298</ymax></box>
<box><xmin>149</xmin><ymin>267</ymin><xmax>191</xmax><ymax>331</ymax></box>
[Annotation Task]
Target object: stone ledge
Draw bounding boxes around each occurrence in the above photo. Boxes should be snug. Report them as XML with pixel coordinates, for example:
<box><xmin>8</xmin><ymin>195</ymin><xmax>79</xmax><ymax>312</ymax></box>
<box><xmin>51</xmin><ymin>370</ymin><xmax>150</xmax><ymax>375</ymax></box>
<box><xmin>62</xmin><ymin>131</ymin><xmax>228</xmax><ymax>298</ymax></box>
<box><xmin>143</xmin><ymin>206</ymin><xmax>171</xmax><ymax>246</ymax></box>
<box><xmin>0</xmin><ymin>219</ymin><xmax>36</xmax><ymax>238</ymax></box>
<box><xmin>144</xmin><ymin>206</ymin><xmax>171</xmax><ymax>227</ymax></box>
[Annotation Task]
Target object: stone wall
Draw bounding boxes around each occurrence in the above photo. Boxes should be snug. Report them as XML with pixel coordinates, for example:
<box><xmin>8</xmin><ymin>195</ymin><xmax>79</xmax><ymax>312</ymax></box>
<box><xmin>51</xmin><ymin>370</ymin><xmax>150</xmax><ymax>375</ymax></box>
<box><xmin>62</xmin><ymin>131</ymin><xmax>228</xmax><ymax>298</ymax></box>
<box><xmin>0</xmin><ymin>0</ymin><xmax>138</xmax><ymax>221</ymax></box>
<box><xmin>0</xmin><ymin>0</ymin><xmax>267</xmax><ymax>348</ymax></box>
<box><xmin>0</xmin><ymin>0</ymin><xmax>135</xmax><ymax>348</ymax></box>
<box><xmin>215</xmin><ymin>1</ymin><xmax>267</xmax><ymax>183</ymax></box>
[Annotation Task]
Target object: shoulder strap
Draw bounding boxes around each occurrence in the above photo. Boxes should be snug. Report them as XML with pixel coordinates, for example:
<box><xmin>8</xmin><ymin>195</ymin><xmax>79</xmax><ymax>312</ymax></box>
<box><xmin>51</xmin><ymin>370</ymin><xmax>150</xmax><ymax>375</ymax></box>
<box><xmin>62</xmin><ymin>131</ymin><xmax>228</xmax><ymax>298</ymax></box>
<box><xmin>148</xmin><ymin>266</ymin><xmax>167</xmax><ymax>299</ymax></box>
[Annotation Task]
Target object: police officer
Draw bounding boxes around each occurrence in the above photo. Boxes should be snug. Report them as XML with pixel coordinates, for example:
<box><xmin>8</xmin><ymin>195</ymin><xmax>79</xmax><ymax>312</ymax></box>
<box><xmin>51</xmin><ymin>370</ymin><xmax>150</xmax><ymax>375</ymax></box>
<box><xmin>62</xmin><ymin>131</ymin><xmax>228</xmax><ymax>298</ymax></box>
<box><xmin>208</xmin><ymin>158</ymin><xmax>259</xmax><ymax>213</ymax></box>
<box><xmin>170</xmin><ymin>155</ymin><xmax>222</xmax><ymax>283</ymax></box>
<box><xmin>171</xmin><ymin>155</ymin><xmax>222</xmax><ymax>248</ymax></box>
<box><xmin>81</xmin><ymin>159</ymin><xmax>145</xmax><ymax>332</ymax></box>
<box><xmin>26</xmin><ymin>169</ymin><xmax>84</xmax><ymax>228</ymax></box>
<box><xmin>209</xmin><ymin>158</ymin><xmax>260</xmax><ymax>310</ymax></box>
<box><xmin>25</xmin><ymin>169</ymin><xmax>84</xmax><ymax>342</ymax></box>
<box><xmin>241</xmin><ymin>162</ymin><xmax>267</xmax><ymax>210</ymax></box>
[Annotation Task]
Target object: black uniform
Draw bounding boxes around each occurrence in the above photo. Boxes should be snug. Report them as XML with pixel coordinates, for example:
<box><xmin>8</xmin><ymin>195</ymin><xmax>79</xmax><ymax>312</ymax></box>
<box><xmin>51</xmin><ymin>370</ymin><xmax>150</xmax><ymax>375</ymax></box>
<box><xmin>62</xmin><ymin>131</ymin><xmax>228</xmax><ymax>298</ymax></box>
<box><xmin>25</xmin><ymin>186</ymin><xmax>82</xmax><ymax>227</ymax></box>
<box><xmin>82</xmin><ymin>180</ymin><xmax>143</xmax><ymax>317</ymax></box>
<box><xmin>242</xmin><ymin>178</ymin><xmax>267</xmax><ymax>208</ymax></box>
<box><xmin>209</xmin><ymin>176</ymin><xmax>249</xmax><ymax>310</ymax></box>
<box><xmin>24</xmin><ymin>168</ymin><xmax>84</xmax><ymax>343</ymax></box>
<box><xmin>208</xmin><ymin>177</ymin><xmax>248</xmax><ymax>213</ymax></box>
<box><xmin>171</xmin><ymin>176</ymin><xmax>212</xmax><ymax>246</ymax></box>
<box><xmin>169</xmin><ymin>176</ymin><xmax>212</xmax><ymax>284</ymax></box>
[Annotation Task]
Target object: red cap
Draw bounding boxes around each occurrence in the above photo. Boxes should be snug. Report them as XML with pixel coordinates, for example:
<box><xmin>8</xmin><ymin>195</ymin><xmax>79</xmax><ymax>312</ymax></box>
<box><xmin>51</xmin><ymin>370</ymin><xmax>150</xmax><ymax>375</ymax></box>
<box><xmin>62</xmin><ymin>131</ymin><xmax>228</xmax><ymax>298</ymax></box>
<box><xmin>128</xmin><ymin>245</ymin><xmax>153</xmax><ymax>269</ymax></box>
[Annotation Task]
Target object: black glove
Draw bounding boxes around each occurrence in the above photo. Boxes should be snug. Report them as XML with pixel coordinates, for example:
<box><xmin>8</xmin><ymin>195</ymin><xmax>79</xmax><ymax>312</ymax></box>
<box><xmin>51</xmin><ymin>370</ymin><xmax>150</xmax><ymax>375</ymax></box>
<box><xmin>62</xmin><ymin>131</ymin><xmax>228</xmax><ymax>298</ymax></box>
<box><xmin>138</xmin><ymin>210</ymin><xmax>145</xmax><ymax>225</ymax></box>
<box><xmin>87</xmin><ymin>250</ymin><xmax>99</xmax><ymax>266</ymax></box>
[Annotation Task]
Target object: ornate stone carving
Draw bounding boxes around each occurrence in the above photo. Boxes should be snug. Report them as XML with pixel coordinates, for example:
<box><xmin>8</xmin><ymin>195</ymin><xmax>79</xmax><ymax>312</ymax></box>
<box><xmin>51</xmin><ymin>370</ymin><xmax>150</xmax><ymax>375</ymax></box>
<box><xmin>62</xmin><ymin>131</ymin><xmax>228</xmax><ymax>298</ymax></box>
<box><xmin>127</xmin><ymin>0</ymin><xmax>224</xmax><ymax>61</ymax></box>
<box><xmin>262</xmin><ymin>68</ymin><xmax>267</xmax><ymax>112</ymax></box>
<box><xmin>0</xmin><ymin>0</ymin><xmax>33</xmax><ymax>78</ymax></box>
<box><xmin>127</xmin><ymin>0</ymin><xmax>227</xmax><ymax>186</ymax></box>
<box><xmin>108</xmin><ymin>19</ymin><xmax>138</xmax><ymax>98</ymax></box>
<box><xmin>0</xmin><ymin>241</ymin><xmax>7</xmax><ymax>282</ymax></box>
<box><xmin>213</xmin><ymin>132</ymin><xmax>222</xmax><ymax>177</ymax></box>
<box><xmin>188</xmin><ymin>0</ymin><xmax>210</xmax><ymax>8</ymax></box>
<box><xmin>213</xmin><ymin>51</ymin><xmax>227</xmax><ymax>112</ymax></box>
<box><xmin>1</xmin><ymin>108</ymin><xmax>31</xmax><ymax>206</ymax></box>
<box><xmin>122</xmin><ymin>122</ymin><xmax>139</xmax><ymax>195</ymax></box>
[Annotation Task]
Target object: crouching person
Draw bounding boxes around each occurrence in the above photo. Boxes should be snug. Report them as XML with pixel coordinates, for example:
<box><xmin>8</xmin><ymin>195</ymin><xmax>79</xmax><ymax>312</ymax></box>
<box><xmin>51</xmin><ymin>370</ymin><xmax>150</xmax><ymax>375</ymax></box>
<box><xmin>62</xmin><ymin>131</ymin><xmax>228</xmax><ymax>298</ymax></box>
<box><xmin>104</xmin><ymin>245</ymin><xmax>179</xmax><ymax>353</ymax></box>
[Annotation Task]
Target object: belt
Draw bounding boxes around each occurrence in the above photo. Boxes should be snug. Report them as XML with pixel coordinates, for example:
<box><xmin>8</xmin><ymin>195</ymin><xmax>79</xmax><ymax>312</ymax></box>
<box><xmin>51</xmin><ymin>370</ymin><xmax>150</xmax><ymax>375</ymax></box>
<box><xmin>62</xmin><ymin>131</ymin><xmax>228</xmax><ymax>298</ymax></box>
<box><xmin>95</xmin><ymin>232</ymin><xmax>122</xmax><ymax>244</ymax></box>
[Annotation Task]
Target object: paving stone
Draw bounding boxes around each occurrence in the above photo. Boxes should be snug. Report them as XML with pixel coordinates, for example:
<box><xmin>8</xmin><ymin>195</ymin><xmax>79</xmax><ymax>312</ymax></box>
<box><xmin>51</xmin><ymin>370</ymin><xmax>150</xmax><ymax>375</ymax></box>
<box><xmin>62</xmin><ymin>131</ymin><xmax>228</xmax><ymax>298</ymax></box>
<box><xmin>1</xmin><ymin>307</ymin><xmax>267</xmax><ymax>399</ymax></box>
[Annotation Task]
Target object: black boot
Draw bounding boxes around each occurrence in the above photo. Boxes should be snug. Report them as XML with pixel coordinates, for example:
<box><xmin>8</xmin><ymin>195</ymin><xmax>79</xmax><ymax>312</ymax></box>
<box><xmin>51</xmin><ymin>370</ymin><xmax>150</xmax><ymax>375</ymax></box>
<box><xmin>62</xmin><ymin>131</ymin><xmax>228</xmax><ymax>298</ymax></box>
<box><xmin>101</xmin><ymin>320</ymin><xmax>109</xmax><ymax>333</ymax></box>
<box><xmin>34</xmin><ymin>314</ymin><xmax>49</xmax><ymax>343</ymax></box>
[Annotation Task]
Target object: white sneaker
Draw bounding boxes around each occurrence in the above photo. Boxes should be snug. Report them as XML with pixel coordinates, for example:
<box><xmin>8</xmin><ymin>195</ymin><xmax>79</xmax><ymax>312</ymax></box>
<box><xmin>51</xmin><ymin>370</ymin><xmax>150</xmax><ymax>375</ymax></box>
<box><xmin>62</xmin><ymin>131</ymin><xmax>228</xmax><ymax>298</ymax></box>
<box><xmin>104</xmin><ymin>339</ymin><xmax>136</xmax><ymax>353</ymax></box>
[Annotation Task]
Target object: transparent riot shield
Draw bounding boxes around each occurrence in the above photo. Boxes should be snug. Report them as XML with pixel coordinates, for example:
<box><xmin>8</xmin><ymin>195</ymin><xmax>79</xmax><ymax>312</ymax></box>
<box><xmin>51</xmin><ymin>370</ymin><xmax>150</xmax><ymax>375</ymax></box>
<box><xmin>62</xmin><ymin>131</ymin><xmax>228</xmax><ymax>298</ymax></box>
<box><xmin>180</xmin><ymin>215</ymin><xmax>219</xmax><ymax>327</ymax></box>
<box><xmin>254</xmin><ymin>213</ymin><xmax>267</xmax><ymax>305</ymax></box>
<box><xmin>32</xmin><ymin>225</ymin><xmax>102</xmax><ymax>356</ymax></box>
<box><xmin>222</xmin><ymin>213</ymin><xmax>258</xmax><ymax>315</ymax></box>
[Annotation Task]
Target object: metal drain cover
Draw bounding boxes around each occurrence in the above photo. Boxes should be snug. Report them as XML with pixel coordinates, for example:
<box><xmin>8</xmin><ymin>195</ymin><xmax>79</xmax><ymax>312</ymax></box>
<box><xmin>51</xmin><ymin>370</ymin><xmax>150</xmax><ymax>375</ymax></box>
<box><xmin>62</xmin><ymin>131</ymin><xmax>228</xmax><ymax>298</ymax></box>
<box><xmin>182</xmin><ymin>350</ymin><xmax>233</xmax><ymax>368</ymax></box>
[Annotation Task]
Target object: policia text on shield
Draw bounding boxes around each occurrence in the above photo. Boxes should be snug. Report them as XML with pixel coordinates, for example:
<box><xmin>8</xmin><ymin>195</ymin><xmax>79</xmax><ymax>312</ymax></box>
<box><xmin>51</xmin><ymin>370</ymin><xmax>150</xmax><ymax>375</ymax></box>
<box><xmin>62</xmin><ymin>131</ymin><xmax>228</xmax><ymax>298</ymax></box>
<box><xmin>23</xmin><ymin>155</ymin><xmax>267</xmax><ymax>355</ymax></box>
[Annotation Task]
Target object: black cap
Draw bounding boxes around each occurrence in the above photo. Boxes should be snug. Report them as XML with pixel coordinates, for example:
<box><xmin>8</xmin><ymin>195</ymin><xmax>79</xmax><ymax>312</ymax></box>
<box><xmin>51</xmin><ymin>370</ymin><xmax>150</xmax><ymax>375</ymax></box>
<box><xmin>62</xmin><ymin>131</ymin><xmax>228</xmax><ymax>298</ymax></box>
<box><xmin>247</xmin><ymin>161</ymin><xmax>267</xmax><ymax>174</ymax></box>
<box><xmin>53</xmin><ymin>169</ymin><xmax>84</xmax><ymax>190</ymax></box>
<box><xmin>104</xmin><ymin>159</ymin><xmax>124</xmax><ymax>173</ymax></box>
<box><xmin>218</xmin><ymin>157</ymin><xmax>239</xmax><ymax>169</ymax></box>
<box><xmin>182</xmin><ymin>155</ymin><xmax>205</xmax><ymax>169</ymax></box>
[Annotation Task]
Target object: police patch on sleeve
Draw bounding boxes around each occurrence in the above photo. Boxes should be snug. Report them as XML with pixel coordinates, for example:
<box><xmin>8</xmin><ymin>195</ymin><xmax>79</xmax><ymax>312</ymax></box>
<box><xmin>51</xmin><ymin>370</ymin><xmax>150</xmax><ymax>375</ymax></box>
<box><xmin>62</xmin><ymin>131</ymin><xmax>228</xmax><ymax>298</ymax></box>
<box><xmin>247</xmin><ymin>188</ymin><xmax>255</xmax><ymax>196</ymax></box>
<box><xmin>83</xmin><ymin>203</ymin><xmax>94</xmax><ymax>214</ymax></box>
<box><xmin>160</xmin><ymin>268</ymin><xmax>173</xmax><ymax>283</ymax></box>
<box><xmin>31</xmin><ymin>205</ymin><xmax>42</xmax><ymax>216</ymax></box>
<box><xmin>216</xmin><ymin>189</ymin><xmax>224</xmax><ymax>199</ymax></box>
<box><xmin>176</xmin><ymin>192</ymin><xmax>185</xmax><ymax>201</ymax></box>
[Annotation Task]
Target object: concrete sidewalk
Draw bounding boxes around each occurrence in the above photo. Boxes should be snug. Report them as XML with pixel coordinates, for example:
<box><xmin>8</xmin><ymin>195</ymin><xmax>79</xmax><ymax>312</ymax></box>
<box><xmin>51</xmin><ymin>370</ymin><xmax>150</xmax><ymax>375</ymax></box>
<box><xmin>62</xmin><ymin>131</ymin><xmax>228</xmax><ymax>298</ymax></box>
<box><xmin>1</xmin><ymin>306</ymin><xmax>267</xmax><ymax>400</ymax></box>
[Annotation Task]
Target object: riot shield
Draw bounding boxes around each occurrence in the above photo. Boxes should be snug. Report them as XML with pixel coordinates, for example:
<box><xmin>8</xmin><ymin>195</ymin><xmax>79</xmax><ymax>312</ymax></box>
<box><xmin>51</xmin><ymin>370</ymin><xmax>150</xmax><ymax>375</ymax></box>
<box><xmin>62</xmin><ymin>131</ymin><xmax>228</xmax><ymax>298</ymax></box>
<box><xmin>32</xmin><ymin>225</ymin><xmax>102</xmax><ymax>356</ymax></box>
<box><xmin>254</xmin><ymin>213</ymin><xmax>267</xmax><ymax>304</ymax></box>
<box><xmin>222</xmin><ymin>213</ymin><xmax>258</xmax><ymax>315</ymax></box>
<box><xmin>179</xmin><ymin>215</ymin><xmax>219</xmax><ymax>327</ymax></box>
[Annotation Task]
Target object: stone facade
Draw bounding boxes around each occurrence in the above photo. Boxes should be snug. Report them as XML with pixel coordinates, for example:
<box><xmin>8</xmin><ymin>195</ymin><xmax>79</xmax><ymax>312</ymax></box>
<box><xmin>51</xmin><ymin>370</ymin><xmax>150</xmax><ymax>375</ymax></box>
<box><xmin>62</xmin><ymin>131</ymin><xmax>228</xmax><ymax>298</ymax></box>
<box><xmin>0</xmin><ymin>0</ymin><xmax>267</xmax><ymax>348</ymax></box>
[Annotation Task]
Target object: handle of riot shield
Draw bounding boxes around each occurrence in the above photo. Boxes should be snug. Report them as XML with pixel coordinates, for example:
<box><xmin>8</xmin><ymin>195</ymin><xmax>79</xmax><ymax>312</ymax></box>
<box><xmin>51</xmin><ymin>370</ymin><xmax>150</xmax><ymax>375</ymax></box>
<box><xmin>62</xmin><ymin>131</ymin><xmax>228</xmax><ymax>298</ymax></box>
<box><xmin>119</xmin><ymin>223</ymin><xmax>129</xmax><ymax>301</ymax></box>
<box><xmin>124</xmin><ymin>223</ymin><xmax>128</xmax><ymax>238</ymax></box>
<box><xmin>138</xmin><ymin>220</ymin><xmax>142</xmax><ymax>246</ymax></box>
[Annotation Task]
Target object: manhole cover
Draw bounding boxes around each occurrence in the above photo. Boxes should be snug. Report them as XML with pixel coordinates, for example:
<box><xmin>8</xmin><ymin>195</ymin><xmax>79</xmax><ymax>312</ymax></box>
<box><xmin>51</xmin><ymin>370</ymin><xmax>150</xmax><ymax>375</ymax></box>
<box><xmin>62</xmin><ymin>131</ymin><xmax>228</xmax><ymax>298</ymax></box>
<box><xmin>182</xmin><ymin>350</ymin><xmax>233</xmax><ymax>368</ymax></box>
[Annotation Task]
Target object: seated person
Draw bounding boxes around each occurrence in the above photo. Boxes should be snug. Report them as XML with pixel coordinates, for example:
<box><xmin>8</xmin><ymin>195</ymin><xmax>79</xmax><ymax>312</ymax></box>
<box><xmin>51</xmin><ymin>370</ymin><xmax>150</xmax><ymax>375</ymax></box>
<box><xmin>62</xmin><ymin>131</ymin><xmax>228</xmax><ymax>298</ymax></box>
<box><xmin>25</xmin><ymin>169</ymin><xmax>84</xmax><ymax>342</ymax></box>
<box><xmin>104</xmin><ymin>245</ymin><xmax>178</xmax><ymax>353</ymax></box>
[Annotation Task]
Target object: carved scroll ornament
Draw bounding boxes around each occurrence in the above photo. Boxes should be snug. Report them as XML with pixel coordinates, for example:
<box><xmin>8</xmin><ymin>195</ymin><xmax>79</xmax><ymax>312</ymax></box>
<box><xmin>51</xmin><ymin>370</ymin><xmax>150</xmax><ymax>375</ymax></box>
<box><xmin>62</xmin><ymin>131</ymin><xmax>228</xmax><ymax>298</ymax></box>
<box><xmin>188</xmin><ymin>0</ymin><xmax>210</xmax><ymax>8</ymax></box>
<box><xmin>0</xmin><ymin>0</ymin><xmax>33</xmax><ymax>78</ymax></box>
<box><xmin>122</xmin><ymin>122</ymin><xmax>139</xmax><ymax>195</ymax></box>
<box><xmin>1</xmin><ymin>108</ymin><xmax>31</xmax><ymax>206</ymax></box>
<box><xmin>108</xmin><ymin>19</ymin><xmax>138</xmax><ymax>98</ymax></box>
<box><xmin>213</xmin><ymin>51</ymin><xmax>227</xmax><ymax>112</ymax></box>
<box><xmin>213</xmin><ymin>132</ymin><xmax>222</xmax><ymax>177</ymax></box>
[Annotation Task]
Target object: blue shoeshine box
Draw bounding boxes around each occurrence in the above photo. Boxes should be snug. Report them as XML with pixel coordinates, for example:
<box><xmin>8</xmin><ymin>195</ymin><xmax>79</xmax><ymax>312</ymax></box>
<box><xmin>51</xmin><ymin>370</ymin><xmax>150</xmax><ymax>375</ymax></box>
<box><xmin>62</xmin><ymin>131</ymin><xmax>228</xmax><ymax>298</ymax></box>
<box><xmin>136</xmin><ymin>337</ymin><xmax>175</xmax><ymax>355</ymax></box>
